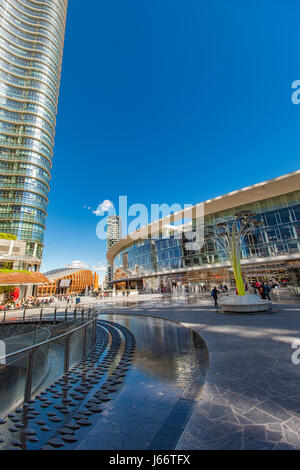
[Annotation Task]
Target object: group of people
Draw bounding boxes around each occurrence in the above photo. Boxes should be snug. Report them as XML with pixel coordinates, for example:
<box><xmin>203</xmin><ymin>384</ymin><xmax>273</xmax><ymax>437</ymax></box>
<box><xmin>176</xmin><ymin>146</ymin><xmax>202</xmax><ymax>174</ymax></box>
<box><xmin>218</xmin><ymin>284</ymin><xmax>228</xmax><ymax>293</ymax></box>
<box><xmin>211</xmin><ymin>280</ymin><xmax>274</xmax><ymax>307</ymax></box>
<box><xmin>56</xmin><ymin>294</ymin><xmax>74</xmax><ymax>302</ymax></box>
<box><xmin>0</xmin><ymin>296</ymin><xmax>44</xmax><ymax>310</ymax></box>
<box><xmin>0</xmin><ymin>294</ymin><xmax>81</xmax><ymax>311</ymax></box>
<box><xmin>248</xmin><ymin>281</ymin><xmax>271</xmax><ymax>300</ymax></box>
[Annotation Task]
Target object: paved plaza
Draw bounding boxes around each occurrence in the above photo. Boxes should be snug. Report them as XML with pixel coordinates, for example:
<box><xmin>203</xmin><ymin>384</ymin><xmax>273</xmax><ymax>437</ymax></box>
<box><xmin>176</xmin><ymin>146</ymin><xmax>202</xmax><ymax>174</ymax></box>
<box><xmin>98</xmin><ymin>300</ymin><xmax>300</xmax><ymax>450</ymax></box>
<box><xmin>1</xmin><ymin>297</ymin><xmax>300</xmax><ymax>450</ymax></box>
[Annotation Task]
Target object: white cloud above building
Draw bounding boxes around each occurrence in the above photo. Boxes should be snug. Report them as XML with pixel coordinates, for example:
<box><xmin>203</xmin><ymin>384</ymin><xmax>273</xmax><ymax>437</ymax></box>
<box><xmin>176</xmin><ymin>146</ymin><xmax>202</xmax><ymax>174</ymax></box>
<box><xmin>93</xmin><ymin>199</ymin><xmax>114</xmax><ymax>216</ymax></box>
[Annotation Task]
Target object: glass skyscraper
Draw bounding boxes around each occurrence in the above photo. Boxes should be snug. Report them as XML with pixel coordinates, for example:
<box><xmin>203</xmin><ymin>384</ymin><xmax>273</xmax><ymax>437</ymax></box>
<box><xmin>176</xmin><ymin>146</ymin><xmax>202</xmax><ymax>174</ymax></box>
<box><xmin>0</xmin><ymin>0</ymin><xmax>68</xmax><ymax>259</ymax></box>
<box><xmin>106</xmin><ymin>215</ymin><xmax>121</xmax><ymax>282</ymax></box>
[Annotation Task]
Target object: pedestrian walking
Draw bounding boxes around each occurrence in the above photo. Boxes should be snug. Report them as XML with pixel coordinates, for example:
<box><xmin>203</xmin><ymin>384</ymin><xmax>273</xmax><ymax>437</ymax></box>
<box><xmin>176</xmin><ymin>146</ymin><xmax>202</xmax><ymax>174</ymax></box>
<box><xmin>211</xmin><ymin>286</ymin><xmax>220</xmax><ymax>307</ymax></box>
<box><xmin>263</xmin><ymin>282</ymin><xmax>271</xmax><ymax>300</ymax></box>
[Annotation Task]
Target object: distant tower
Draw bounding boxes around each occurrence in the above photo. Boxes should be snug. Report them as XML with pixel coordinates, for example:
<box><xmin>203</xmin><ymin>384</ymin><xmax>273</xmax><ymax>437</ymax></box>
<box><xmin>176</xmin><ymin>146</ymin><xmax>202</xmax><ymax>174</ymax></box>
<box><xmin>106</xmin><ymin>215</ymin><xmax>120</xmax><ymax>283</ymax></box>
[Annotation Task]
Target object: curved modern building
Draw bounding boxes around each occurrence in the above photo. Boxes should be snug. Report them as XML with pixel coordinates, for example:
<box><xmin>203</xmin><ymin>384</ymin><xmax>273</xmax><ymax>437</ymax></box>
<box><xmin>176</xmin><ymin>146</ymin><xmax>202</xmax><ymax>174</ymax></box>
<box><xmin>37</xmin><ymin>267</ymin><xmax>98</xmax><ymax>297</ymax></box>
<box><xmin>0</xmin><ymin>0</ymin><xmax>68</xmax><ymax>259</ymax></box>
<box><xmin>108</xmin><ymin>171</ymin><xmax>300</xmax><ymax>291</ymax></box>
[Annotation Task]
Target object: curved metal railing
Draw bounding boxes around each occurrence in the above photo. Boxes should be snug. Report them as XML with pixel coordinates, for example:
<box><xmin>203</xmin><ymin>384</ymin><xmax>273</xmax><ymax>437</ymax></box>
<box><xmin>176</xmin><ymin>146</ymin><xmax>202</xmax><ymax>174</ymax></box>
<box><xmin>0</xmin><ymin>308</ymin><xmax>98</xmax><ymax>417</ymax></box>
<box><xmin>1</xmin><ymin>304</ymin><xmax>96</xmax><ymax>324</ymax></box>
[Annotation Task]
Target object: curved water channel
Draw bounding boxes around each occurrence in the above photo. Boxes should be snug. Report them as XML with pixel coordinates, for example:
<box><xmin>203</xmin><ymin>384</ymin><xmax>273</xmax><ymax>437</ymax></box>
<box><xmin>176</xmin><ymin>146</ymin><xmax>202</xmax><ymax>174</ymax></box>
<box><xmin>74</xmin><ymin>313</ymin><xmax>209</xmax><ymax>450</ymax></box>
<box><xmin>0</xmin><ymin>313</ymin><xmax>208</xmax><ymax>450</ymax></box>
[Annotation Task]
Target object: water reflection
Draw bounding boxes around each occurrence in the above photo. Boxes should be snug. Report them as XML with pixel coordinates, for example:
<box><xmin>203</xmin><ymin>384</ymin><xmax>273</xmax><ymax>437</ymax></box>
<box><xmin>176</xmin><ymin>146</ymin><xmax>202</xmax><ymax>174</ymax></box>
<box><xmin>106</xmin><ymin>314</ymin><xmax>208</xmax><ymax>384</ymax></box>
<box><xmin>0</xmin><ymin>314</ymin><xmax>209</xmax><ymax>450</ymax></box>
<box><xmin>75</xmin><ymin>314</ymin><xmax>208</xmax><ymax>450</ymax></box>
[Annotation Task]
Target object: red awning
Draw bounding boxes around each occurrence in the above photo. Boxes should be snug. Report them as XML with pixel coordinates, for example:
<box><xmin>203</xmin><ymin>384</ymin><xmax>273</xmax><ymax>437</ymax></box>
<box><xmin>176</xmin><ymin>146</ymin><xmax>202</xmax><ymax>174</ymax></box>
<box><xmin>0</xmin><ymin>272</ymin><xmax>50</xmax><ymax>286</ymax></box>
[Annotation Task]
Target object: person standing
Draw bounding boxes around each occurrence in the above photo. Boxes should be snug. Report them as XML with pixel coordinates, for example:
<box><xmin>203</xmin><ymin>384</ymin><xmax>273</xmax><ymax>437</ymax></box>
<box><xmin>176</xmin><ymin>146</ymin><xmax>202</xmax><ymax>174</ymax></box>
<box><xmin>248</xmin><ymin>284</ymin><xmax>256</xmax><ymax>294</ymax></box>
<box><xmin>263</xmin><ymin>282</ymin><xmax>271</xmax><ymax>300</ymax></box>
<box><xmin>259</xmin><ymin>284</ymin><xmax>266</xmax><ymax>300</ymax></box>
<box><xmin>211</xmin><ymin>286</ymin><xmax>220</xmax><ymax>307</ymax></box>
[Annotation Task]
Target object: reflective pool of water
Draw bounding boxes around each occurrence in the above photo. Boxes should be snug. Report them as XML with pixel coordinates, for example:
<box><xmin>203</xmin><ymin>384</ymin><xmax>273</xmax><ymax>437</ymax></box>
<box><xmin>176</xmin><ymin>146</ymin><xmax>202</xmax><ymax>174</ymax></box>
<box><xmin>74</xmin><ymin>314</ymin><xmax>208</xmax><ymax>450</ymax></box>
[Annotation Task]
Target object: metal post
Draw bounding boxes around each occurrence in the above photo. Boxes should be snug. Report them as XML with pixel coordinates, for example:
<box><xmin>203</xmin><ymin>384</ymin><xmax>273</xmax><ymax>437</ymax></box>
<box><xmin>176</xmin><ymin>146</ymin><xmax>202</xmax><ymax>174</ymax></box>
<box><xmin>83</xmin><ymin>325</ymin><xmax>87</xmax><ymax>358</ymax></box>
<box><xmin>24</xmin><ymin>350</ymin><xmax>35</xmax><ymax>404</ymax></box>
<box><xmin>39</xmin><ymin>308</ymin><xmax>43</xmax><ymax>325</ymax></box>
<box><xmin>2</xmin><ymin>310</ymin><xmax>6</xmax><ymax>324</ymax></box>
<box><xmin>64</xmin><ymin>335</ymin><xmax>70</xmax><ymax>373</ymax></box>
<box><xmin>65</xmin><ymin>308</ymin><xmax>68</xmax><ymax>322</ymax></box>
<box><xmin>74</xmin><ymin>307</ymin><xmax>77</xmax><ymax>319</ymax></box>
<box><xmin>93</xmin><ymin>318</ymin><xmax>96</xmax><ymax>344</ymax></box>
<box><xmin>22</xmin><ymin>309</ymin><xmax>26</xmax><ymax>322</ymax></box>
<box><xmin>81</xmin><ymin>308</ymin><xmax>84</xmax><ymax>321</ymax></box>
<box><xmin>54</xmin><ymin>308</ymin><xmax>57</xmax><ymax>325</ymax></box>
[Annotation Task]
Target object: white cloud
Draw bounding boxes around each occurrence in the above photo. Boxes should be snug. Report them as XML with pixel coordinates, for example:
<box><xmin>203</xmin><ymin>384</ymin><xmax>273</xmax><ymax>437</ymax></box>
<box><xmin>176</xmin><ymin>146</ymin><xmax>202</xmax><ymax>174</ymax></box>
<box><xmin>69</xmin><ymin>260</ymin><xmax>89</xmax><ymax>269</ymax></box>
<box><xmin>91</xmin><ymin>262</ymin><xmax>107</xmax><ymax>272</ymax></box>
<box><xmin>92</xmin><ymin>199</ymin><xmax>114</xmax><ymax>216</ymax></box>
<box><xmin>70</xmin><ymin>260</ymin><xmax>107</xmax><ymax>284</ymax></box>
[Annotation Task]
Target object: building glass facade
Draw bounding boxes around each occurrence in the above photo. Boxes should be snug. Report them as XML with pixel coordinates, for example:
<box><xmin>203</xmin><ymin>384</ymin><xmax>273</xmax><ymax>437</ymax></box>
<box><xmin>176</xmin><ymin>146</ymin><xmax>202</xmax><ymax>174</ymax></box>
<box><xmin>113</xmin><ymin>190</ymin><xmax>300</xmax><ymax>288</ymax></box>
<box><xmin>0</xmin><ymin>0</ymin><xmax>68</xmax><ymax>258</ymax></box>
<box><xmin>106</xmin><ymin>215</ymin><xmax>120</xmax><ymax>282</ymax></box>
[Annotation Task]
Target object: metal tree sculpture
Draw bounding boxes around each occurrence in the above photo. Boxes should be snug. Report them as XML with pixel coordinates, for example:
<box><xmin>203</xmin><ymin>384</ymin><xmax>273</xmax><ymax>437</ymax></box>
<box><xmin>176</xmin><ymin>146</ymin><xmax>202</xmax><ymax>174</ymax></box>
<box><xmin>213</xmin><ymin>211</ymin><xmax>263</xmax><ymax>296</ymax></box>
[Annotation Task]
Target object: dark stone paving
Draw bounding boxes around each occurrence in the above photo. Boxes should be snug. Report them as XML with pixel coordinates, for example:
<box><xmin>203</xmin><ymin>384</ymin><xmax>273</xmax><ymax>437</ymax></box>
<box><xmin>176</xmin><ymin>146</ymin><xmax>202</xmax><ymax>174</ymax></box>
<box><xmin>105</xmin><ymin>301</ymin><xmax>300</xmax><ymax>450</ymax></box>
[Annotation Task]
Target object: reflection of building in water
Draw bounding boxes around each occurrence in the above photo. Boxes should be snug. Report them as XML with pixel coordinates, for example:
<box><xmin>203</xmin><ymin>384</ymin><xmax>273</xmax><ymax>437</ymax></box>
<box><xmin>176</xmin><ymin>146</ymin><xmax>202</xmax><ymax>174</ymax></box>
<box><xmin>108</xmin><ymin>315</ymin><xmax>208</xmax><ymax>384</ymax></box>
<box><xmin>108</xmin><ymin>171</ymin><xmax>300</xmax><ymax>290</ymax></box>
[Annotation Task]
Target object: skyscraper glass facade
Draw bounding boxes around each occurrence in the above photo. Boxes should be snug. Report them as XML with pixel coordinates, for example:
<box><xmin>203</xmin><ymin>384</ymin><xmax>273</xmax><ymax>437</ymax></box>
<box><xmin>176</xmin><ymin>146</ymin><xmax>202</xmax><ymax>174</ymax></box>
<box><xmin>106</xmin><ymin>215</ymin><xmax>120</xmax><ymax>282</ymax></box>
<box><xmin>0</xmin><ymin>0</ymin><xmax>68</xmax><ymax>258</ymax></box>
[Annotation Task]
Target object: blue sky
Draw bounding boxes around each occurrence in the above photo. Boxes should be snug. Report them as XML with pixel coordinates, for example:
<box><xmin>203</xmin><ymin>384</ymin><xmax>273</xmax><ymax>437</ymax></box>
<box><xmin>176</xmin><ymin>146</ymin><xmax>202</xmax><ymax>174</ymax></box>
<box><xmin>41</xmin><ymin>0</ymin><xmax>300</xmax><ymax>278</ymax></box>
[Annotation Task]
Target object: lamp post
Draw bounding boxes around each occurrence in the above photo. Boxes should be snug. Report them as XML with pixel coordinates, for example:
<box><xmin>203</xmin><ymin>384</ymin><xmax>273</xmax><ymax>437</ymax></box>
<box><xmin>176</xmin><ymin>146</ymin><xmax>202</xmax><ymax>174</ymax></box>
<box><xmin>213</xmin><ymin>211</ymin><xmax>263</xmax><ymax>296</ymax></box>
